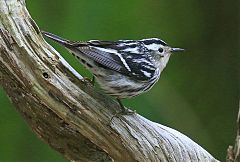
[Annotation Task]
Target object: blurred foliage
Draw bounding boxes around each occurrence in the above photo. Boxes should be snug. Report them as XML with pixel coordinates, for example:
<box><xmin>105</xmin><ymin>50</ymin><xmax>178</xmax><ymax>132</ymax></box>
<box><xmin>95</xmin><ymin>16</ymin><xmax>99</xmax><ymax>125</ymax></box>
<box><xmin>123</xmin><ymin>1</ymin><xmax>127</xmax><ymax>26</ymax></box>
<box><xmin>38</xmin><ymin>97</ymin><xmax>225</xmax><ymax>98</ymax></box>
<box><xmin>0</xmin><ymin>0</ymin><xmax>238</xmax><ymax>161</ymax></box>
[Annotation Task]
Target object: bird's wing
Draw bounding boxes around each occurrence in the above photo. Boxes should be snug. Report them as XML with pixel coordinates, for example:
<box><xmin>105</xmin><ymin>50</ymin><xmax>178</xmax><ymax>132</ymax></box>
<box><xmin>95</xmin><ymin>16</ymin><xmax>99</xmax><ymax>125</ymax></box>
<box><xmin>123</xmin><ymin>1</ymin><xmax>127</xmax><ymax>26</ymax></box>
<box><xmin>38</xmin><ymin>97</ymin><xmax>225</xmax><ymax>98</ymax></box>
<box><xmin>71</xmin><ymin>40</ymin><xmax>157</xmax><ymax>81</ymax></box>
<box><xmin>77</xmin><ymin>46</ymin><xmax>128</xmax><ymax>74</ymax></box>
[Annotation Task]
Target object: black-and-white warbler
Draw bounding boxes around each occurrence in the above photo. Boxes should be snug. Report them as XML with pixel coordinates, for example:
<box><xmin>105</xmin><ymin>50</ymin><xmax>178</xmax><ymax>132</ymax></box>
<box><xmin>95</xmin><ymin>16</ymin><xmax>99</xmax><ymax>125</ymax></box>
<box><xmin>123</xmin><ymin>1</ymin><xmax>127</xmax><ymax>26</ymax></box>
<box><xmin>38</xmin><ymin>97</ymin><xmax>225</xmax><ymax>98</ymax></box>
<box><xmin>42</xmin><ymin>31</ymin><xmax>184</xmax><ymax>113</ymax></box>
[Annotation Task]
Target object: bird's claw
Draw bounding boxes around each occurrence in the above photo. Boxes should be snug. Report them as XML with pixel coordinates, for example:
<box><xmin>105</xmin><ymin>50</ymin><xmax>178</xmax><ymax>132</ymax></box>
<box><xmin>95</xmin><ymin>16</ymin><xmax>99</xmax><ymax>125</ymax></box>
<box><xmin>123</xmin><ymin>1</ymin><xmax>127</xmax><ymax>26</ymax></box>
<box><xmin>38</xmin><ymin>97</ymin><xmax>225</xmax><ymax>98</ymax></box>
<box><xmin>109</xmin><ymin>108</ymin><xmax>136</xmax><ymax>124</ymax></box>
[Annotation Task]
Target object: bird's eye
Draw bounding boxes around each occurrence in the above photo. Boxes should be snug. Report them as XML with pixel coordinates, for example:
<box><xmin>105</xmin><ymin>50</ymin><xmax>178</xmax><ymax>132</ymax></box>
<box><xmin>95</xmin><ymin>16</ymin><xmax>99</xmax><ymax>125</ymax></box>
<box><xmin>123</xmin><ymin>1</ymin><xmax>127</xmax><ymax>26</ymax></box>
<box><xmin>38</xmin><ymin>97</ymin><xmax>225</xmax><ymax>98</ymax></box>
<box><xmin>158</xmin><ymin>48</ymin><xmax>164</xmax><ymax>53</ymax></box>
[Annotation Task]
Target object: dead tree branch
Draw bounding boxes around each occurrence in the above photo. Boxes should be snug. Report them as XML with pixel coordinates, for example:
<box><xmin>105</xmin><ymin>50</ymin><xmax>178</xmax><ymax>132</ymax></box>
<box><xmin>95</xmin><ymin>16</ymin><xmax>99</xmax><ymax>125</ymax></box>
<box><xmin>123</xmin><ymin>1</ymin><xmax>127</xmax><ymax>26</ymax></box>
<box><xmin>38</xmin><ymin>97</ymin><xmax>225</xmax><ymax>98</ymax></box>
<box><xmin>0</xmin><ymin>0</ymin><xmax>219</xmax><ymax>161</ymax></box>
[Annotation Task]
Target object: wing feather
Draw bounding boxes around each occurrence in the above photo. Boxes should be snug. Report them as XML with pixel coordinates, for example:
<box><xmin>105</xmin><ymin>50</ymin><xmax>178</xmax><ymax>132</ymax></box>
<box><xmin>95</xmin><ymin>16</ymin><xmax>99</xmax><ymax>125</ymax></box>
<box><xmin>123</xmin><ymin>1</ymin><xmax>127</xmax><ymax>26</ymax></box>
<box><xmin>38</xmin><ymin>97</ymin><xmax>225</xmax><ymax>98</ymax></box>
<box><xmin>78</xmin><ymin>47</ymin><xmax>125</xmax><ymax>73</ymax></box>
<box><xmin>72</xmin><ymin>44</ymin><xmax>156</xmax><ymax>81</ymax></box>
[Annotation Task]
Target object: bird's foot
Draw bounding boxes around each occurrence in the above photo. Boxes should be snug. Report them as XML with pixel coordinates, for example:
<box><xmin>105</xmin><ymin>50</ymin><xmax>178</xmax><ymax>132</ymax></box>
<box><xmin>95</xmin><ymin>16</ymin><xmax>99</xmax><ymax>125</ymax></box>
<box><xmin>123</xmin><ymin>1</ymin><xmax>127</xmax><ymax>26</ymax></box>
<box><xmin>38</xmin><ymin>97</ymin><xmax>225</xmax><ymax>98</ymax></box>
<box><xmin>110</xmin><ymin>107</ymin><xmax>136</xmax><ymax>124</ymax></box>
<box><xmin>120</xmin><ymin>107</ymin><xmax>136</xmax><ymax>115</ymax></box>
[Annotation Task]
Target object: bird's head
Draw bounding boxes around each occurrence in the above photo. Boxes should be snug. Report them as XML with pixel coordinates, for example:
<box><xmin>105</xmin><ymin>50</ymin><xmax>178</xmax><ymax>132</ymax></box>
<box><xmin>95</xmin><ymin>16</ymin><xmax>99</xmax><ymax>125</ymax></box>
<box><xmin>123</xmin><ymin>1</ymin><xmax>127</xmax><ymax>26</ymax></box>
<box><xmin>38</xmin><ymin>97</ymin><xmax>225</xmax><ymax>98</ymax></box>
<box><xmin>141</xmin><ymin>38</ymin><xmax>184</xmax><ymax>69</ymax></box>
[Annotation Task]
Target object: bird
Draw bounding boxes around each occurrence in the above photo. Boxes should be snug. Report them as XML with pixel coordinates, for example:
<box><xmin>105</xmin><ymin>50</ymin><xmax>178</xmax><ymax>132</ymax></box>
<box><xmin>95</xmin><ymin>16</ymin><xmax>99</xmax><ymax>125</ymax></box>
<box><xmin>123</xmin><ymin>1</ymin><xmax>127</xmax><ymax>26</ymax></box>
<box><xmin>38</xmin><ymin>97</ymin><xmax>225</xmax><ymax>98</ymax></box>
<box><xmin>42</xmin><ymin>31</ymin><xmax>184</xmax><ymax>114</ymax></box>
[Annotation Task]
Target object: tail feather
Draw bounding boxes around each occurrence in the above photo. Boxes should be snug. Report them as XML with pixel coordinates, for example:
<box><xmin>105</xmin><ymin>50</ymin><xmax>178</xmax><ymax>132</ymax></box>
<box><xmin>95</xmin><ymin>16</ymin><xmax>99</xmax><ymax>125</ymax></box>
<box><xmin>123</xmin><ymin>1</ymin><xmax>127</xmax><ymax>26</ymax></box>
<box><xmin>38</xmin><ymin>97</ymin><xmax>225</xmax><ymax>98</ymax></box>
<box><xmin>42</xmin><ymin>31</ymin><xmax>69</xmax><ymax>45</ymax></box>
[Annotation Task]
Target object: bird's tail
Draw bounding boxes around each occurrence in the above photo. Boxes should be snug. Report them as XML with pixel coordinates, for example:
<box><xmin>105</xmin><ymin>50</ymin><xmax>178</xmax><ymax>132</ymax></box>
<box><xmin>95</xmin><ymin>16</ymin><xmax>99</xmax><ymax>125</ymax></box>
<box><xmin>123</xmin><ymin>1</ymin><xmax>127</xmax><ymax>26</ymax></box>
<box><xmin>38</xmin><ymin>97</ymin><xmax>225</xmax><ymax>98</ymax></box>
<box><xmin>42</xmin><ymin>31</ymin><xmax>69</xmax><ymax>46</ymax></box>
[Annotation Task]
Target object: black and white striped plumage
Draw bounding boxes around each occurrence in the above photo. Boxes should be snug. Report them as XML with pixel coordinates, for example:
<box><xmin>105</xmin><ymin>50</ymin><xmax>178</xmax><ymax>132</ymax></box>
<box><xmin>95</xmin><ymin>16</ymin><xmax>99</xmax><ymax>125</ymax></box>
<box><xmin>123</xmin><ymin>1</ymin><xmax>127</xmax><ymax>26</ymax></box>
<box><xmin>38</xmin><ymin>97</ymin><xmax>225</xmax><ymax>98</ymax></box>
<box><xmin>42</xmin><ymin>31</ymin><xmax>183</xmax><ymax>99</ymax></box>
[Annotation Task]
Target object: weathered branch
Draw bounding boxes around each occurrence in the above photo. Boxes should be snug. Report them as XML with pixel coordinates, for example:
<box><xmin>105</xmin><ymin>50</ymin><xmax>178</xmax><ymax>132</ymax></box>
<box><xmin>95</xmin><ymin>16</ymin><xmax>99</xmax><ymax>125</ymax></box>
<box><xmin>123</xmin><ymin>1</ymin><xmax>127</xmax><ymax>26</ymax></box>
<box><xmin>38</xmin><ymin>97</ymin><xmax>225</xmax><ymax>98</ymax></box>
<box><xmin>235</xmin><ymin>102</ymin><xmax>240</xmax><ymax>160</ymax></box>
<box><xmin>227</xmin><ymin>102</ymin><xmax>240</xmax><ymax>162</ymax></box>
<box><xmin>0</xmin><ymin>0</ymin><xmax>219</xmax><ymax>161</ymax></box>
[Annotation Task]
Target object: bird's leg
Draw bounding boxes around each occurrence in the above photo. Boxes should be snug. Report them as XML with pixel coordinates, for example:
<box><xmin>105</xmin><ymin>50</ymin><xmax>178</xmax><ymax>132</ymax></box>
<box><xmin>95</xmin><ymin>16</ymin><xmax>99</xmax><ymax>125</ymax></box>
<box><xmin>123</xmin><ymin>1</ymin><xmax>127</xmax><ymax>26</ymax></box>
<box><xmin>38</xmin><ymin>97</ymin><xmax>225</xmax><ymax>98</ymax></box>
<box><xmin>109</xmin><ymin>98</ymin><xmax>136</xmax><ymax>124</ymax></box>
<box><xmin>116</xmin><ymin>98</ymin><xmax>126</xmax><ymax>113</ymax></box>
<box><xmin>116</xmin><ymin>98</ymin><xmax>136</xmax><ymax>115</ymax></box>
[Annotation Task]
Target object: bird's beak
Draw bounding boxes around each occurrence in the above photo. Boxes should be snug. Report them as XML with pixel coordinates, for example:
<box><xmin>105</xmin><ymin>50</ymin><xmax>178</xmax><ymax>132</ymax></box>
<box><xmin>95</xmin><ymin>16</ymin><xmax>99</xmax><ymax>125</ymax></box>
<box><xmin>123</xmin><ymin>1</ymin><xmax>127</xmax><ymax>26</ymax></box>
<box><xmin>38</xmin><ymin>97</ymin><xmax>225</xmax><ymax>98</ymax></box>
<box><xmin>170</xmin><ymin>48</ymin><xmax>185</xmax><ymax>53</ymax></box>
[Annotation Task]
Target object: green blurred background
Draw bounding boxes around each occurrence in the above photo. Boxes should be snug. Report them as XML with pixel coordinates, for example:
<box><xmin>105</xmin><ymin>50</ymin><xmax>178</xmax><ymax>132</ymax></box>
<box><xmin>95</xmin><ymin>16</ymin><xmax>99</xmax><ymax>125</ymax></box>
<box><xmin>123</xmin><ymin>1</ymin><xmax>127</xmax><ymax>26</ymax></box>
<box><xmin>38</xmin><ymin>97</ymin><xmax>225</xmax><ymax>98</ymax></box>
<box><xmin>0</xmin><ymin>0</ymin><xmax>239</xmax><ymax>161</ymax></box>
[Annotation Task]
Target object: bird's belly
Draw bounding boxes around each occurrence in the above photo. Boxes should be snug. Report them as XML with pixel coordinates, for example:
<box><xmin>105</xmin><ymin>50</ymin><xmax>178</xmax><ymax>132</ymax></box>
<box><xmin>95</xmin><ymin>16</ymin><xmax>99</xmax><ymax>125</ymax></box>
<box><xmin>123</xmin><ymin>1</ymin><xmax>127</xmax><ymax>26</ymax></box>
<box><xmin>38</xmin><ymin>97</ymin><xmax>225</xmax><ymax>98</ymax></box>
<box><xmin>74</xmin><ymin>58</ymin><xmax>159</xmax><ymax>98</ymax></box>
<box><xmin>95</xmin><ymin>71</ymin><xmax>158</xmax><ymax>99</ymax></box>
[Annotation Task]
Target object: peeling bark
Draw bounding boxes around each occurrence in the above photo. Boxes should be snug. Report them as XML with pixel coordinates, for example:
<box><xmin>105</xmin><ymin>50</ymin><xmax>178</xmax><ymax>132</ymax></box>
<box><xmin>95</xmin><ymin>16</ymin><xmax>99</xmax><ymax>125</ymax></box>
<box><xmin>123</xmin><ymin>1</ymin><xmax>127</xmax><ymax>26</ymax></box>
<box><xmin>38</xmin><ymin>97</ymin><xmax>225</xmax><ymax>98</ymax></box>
<box><xmin>0</xmin><ymin>0</ymin><xmax>220</xmax><ymax>161</ymax></box>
